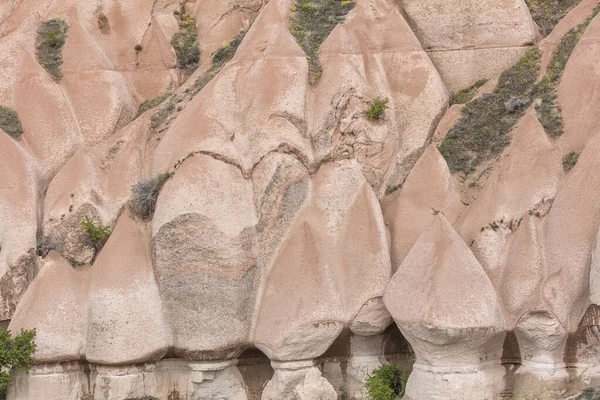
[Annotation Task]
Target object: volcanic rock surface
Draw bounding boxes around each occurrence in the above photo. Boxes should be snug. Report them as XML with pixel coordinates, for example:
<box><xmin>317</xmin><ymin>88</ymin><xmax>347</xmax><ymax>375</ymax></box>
<box><xmin>2</xmin><ymin>0</ymin><xmax>600</xmax><ymax>399</ymax></box>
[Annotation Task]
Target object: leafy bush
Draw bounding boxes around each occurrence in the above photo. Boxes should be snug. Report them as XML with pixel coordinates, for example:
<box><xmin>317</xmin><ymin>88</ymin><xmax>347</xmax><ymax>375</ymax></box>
<box><xmin>449</xmin><ymin>79</ymin><xmax>488</xmax><ymax>105</ymax></box>
<box><xmin>525</xmin><ymin>0</ymin><xmax>582</xmax><ymax>36</ymax></box>
<box><xmin>365</xmin><ymin>364</ymin><xmax>409</xmax><ymax>400</ymax></box>
<box><xmin>135</xmin><ymin>44</ymin><xmax>143</xmax><ymax>52</ymax></box>
<box><xmin>171</xmin><ymin>7</ymin><xmax>200</xmax><ymax>73</ymax></box>
<box><xmin>130</xmin><ymin>173</ymin><xmax>171</xmax><ymax>220</ymax></box>
<box><xmin>365</xmin><ymin>97</ymin><xmax>389</xmax><ymax>120</ymax></box>
<box><xmin>0</xmin><ymin>329</ymin><xmax>36</xmax><ymax>400</ymax></box>
<box><xmin>80</xmin><ymin>216</ymin><xmax>111</xmax><ymax>249</ymax></box>
<box><xmin>290</xmin><ymin>0</ymin><xmax>355</xmax><ymax>83</ymax></box>
<box><xmin>0</xmin><ymin>106</ymin><xmax>23</xmax><ymax>138</ymax></box>
<box><xmin>137</xmin><ymin>92</ymin><xmax>172</xmax><ymax>117</ymax></box>
<box><xmin>36</xmin><ymin>19</ymin><xmax>68</xmax><ymax>81</ymax></box>
<box><xmin>439</xmin><ymin>48</ymin><xmax>541</xmax><ymax>173</ymax></box>
<box><xmin>562</xmin><ymin>151</ymin><xmax>579</xmax><ymax>171</ymax></box>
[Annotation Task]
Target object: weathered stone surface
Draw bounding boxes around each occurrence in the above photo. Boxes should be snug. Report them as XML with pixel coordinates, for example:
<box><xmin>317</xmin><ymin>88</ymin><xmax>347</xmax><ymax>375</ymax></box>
<box><xmin>253</xmin><ymin>160</ymin><xmax>390</xmax><ymax>361</ymax></box>
<box><xmin>86</xmin><ymin>213</ymin><xmax>170</xmax><ymax>365</ymax></box>
<box><xmin>9</xmin><ymin>252</ymin><xmax>90</xmax><ymax>363</ymax></box>
<box><xmin>4</xmin><ymin>0</ymin><xmax>600</xmax><ymax>399</ymax></box>
<box><xmin>399</xmin><ymin>0</ymin><xmax>538</xmax><ymax>90</ymax></box>
<box><xmin>382</xmin><ymin>144</ymin><xmax>462</xmax><ymax>270</ymax></box>
<box><xmin>384</xmin><ymin>215</ymin><xmax>506</xmax><ymax>399</ymax></box>
<box><xmin>0</xmin><ymin>133</ymin><xmax>38</xmax><ymax>320</ymax></box>
<box><xmin>153</xmin><ymin>154</ymin><xmax>258</xmax><ymax>360</ymax></box>
<box><xmin>262</xmin><ymin>361</ymin><xmax>337</xmax><ymax>400</ymax></box>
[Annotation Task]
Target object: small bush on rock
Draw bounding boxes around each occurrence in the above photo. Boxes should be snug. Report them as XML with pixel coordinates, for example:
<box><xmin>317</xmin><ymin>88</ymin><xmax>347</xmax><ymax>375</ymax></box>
<box><xmin>449</xmin><ymin>79</ymin><xmax>488</xmax><ymax>105</ymax></box>
<box><xmin>130</xmin><ymin>173</ymin><xmax>171</xmax><ymax>220</ymax></box>
<box><xmin>36</xmin><ymin>19</ymin><xmax>68</xmax><ymax>81</ymax></box>
<box><xmin>80</xmin><ymin>216</ymin><xmax>111</xmax><ymax>249</ymax></box>
<box><xmin>0</xmin><ymin>106</ymin><xmax>23</xmax><ymax>138</ymax></box>
<box><xmin>562</xmin><ymin>151</ymin><xmax>579</xmax><ymax>171</ymax></box>
<box><xmin>365</xmin><ymin>364</ymin><xmax>409</xmax><ymax>400</ymax></box>
<box><xmin>97</xmin><ymin>12</ymin><xmax>108</xmax><ymax>30</ymax></box>
<box><xmin>0</xmin><ymin>329</ymin><xmax>36</xmax><ymax>400</ymax></box>
<box><xmin>365</xmin><ymin>97</ymin><xmax>389</xmax><ymax>120</ymax></box>
<box><xmin>136</xmin><ymin>92</ymin><xmax>172</xmax><ymax>118</ymax></box>
<box><xmin>171</xmin><ymin>6</ymin><xmax>200</xmax><ymax>73</ymax></box>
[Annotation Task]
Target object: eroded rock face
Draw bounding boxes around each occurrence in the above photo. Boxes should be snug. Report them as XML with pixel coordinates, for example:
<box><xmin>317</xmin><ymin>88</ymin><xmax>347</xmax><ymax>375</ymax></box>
<box><xmin>384</xmin><ymin>215</ymin><xmax>506</xmax><ymax>400</ymax></box>
<box><xmin>4</xmin><ymin>0</ymin><xmax>600</xmax><ymax>399</ymax></box>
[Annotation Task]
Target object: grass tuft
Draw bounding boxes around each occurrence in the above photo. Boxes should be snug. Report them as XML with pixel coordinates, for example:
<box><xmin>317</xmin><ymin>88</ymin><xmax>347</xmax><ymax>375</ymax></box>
<box><xmin>525</xmin><ymin>0</ymin><xmax>582</xmax><ymax>36</ymax></box>
<box><xmin>290</xmin><ymin>0</ymin><xmax>355</xmax><ymax>84</ymax></box>
<box><xmin>36</xmin><ymin>19</ymin><xmax>68</xmax><ymax>81</ymax></box>
<box><xmin>439</xmin><ymin>48</ymin><xmax>541</xmax><ymax>173</ymax></box>
<box><xmin>0</xmin><ymin>106</ymin><xmax>23</xmax><ymax>138</ymax></box>
<box><xmin>137</xmin><ymin>92</ymin><xmax>172</xmax><ymax>118</ymax></box>
<box><xmin>450</xmin><ymin>79</ymin><xmax>489</xmax><ymax>105</ymax></box>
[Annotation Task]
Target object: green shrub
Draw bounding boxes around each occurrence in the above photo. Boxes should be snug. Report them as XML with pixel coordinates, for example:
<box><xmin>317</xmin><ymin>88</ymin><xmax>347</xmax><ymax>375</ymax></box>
<box><xmin>135</xmin><ymin>44</ymin><xmax>143</xmax><ymax>52</ymax></box>
<box><xmin>36</xmin><ymin>19</ymin><xmax>68</xmax><ymax>81</ymax></box>
<box><xmin>80</xmin><ymin>216</ymin><xmax>111</xmax><ymax>249</ymax></box>
<box><xmin>365</xmin><ymin>364</ymin><xmax>409</xmax><ymax>400</ymax></box>
<box><xmin>137</xmin><ymin>92</ymin><xmax>172</xmax><ymax>117</ymax></box>
<box><xmin>171</xmin><ymin>7</ymin><xmax>200</xmax><ymax>73</ymax></box>
<box><xmin>130</xmin><ymin>173</ymin><xmax>171</xmax><ymax>220</ymax></box>
<box><xmin>534</xmin><ymin>5</ymin><xmax>600</xmax><ymax>137</ymax></box>
<box><xmin>365</xmin><ymin>97</ymin><xmax>389</xmax><ymax>120</ymax></box>
<box><xmin>449</xmin><ymin>79</ymin><xmax>489</xmax><ymax>105</ymax></box>
<box><xmin>290</xmin><ymin>0</ymin><xmax>356</xmax><ymax>83</ymax></box>
<box><xmin>525</xmin><ymin>0</ymin><xmax>582</xmax><ymax>36</ymax></box>
<box><xmin>562</xmin><ymin>151</ymin><xmax>579</xmax><ymax>171</ymax></box>
<box><xmin>0</xmin><ymin>106</ymin><xmax>23</xmax><ymax>138</ymax></box>
<box><xmin>0</xmin><ymin>329</ymin><xmax>36</xmax><ymax>400</ymax></box>
<box><xmin>439</xmin><ymin>48</ymin><xmax>541</xmax><ymax>173</ymax></box>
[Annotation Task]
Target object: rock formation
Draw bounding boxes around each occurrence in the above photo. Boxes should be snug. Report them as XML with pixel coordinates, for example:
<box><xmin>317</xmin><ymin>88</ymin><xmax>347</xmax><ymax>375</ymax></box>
<box><xmin>1</xmin><ymin>0</ymin><xmax>600</xmax><ymax>399</ymax></box>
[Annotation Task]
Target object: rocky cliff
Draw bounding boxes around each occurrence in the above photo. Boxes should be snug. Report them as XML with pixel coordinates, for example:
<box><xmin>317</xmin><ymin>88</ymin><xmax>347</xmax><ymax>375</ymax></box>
<box><xmin>1</xmin><ymin>0</ymin><xmax>600</xmax><ymax>399</ymax></box>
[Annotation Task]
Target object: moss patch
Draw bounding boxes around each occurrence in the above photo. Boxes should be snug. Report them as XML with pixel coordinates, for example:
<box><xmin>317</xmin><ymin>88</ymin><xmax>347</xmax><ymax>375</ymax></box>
<box><xmin>36</xmin><ymin>19</ymin><xmax>68</xmax><ymax>81</ymax></box>
<box><xmin>526</xmin><ymin>0</ymin><xmax>582</xmax><ymax>36</ymax></box>
<box><xmin>171</xmin><ymin>6</ymin><xmax>200</xmax><ymax>73</ymax></box>
<box><xmin>0</xmin><ymin>106</ymin><xmax>23</xmax><ymax>138</ymax></box>
<box><xmin>439</xmin><ymin>49</ymin><xmax>541</xmax><ymax>173</ymax></box>
<box><xmin>449</xmin><ymin>79</ymin><xmax>489</xmax><ymax>105</ymax></box>
<box><xmin>289</xmin><ymin>0</ymin><xmax>355</xmax><ymax>84</ymax></box>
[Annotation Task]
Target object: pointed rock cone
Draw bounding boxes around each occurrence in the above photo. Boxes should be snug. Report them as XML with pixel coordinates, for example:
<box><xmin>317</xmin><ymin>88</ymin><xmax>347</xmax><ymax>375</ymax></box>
<box><xmin>383</xmin><ymin>214</ymin><xmax>506</xmax><ymax>400</ymax></box>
